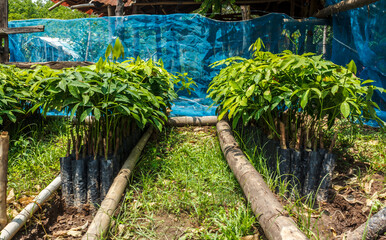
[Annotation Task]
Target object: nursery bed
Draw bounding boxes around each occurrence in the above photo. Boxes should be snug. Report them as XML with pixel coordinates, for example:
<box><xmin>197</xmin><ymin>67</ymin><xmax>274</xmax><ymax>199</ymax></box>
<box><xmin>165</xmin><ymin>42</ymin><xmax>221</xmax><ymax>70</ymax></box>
<box><xmin>9</xmin><ymin>126</ymin><xmax>263</xmax><ymax>239</ymax></box>
<box><xmin>5</xmin><ymin>123</ymin><xmax>385</xmax><ymax>240</ymax></box>
<box><xmin>235</xmin><ymin>123</ymin><xmax>386</xmax><ymax>239</ymax></box>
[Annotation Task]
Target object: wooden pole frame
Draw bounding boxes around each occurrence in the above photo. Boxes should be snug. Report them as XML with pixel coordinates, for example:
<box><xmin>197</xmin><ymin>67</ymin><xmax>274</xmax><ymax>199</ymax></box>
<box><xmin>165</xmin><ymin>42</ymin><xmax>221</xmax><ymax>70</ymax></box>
<box><xmin>0</xmin><ymin>0</ymin><xmax>44</xmax><ymax>63</ymax></box>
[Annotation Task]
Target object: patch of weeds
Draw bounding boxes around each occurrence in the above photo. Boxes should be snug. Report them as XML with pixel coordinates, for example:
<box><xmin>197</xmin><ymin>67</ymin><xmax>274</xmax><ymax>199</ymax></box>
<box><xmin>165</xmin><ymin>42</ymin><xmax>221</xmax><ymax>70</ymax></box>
<box><xmin>7</xmin><ymin>118</ymin><xmax>68</xmax><ymax>201</ymax></box>
<box><xmin>335</xmin><ymin>120</ymin><xmax>385</xmax><ymax>173</ymax></box>
<box><xmin>108</xmin><ymin>126</ymin><xmax>260</xmax><ymax>239</ymax></box>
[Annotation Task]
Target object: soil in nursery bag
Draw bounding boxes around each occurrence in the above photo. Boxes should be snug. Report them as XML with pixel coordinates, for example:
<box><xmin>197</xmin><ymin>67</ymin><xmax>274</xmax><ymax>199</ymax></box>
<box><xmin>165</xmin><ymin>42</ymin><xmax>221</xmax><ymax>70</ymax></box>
<box><xmin>87</xmin><ymin>156</ymin><xmax>100</xmax><ymax>207</ymax></box>
<box><xmin>100</xmin><ymin>157</ymin><xmax>114</xmax><ymax>199</ymax></box>
<box><xmin>60</xmin><ymin>156</ymin><xmax>73</xmax><ymax>206</ymax></box>
<box><xmin>73</xmin><ymin>159</ymin><xmax>87</xmax><ymax>207</ymax></box>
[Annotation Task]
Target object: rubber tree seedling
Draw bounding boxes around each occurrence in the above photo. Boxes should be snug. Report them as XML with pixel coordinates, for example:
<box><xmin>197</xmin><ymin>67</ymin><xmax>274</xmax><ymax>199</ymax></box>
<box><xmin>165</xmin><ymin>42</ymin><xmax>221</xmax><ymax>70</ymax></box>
<box><xmin>25</xmin><ymin>37</ymin><xmax>196</xmax><ymax>206</ymax></box>
<box><xmin>208</xmin><ymin>38</ymin><xmax>385</xmax><ymax>197</ymax></box>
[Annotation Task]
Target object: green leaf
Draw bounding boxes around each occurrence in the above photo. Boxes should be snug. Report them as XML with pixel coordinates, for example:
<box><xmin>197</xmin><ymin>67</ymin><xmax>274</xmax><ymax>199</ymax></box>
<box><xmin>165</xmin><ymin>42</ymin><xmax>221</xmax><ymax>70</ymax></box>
<box><xmin>105</xmin><ymin>44</ymin><xmax>113</xmax><ymax>59</ymax></box>
<box><xmin>340</xmin><ymin>101</ymin><xmax>350</xmax><ymax>118</ymax></box>
<box><xmin>82</xmin><ymin>94</ymin><xmax>90</xmax><ymax>105</ymax></box>
<box><xmin>300</xmin><ymin>89</ymin><xmax>310</xmax><ymax>109</ymax></box>
<box><xmin>70</xmin><ymin>103</ymin><xmax>80</xmax><ymax>120</ymax></box>
<box><xmin>228</xmin><ymin>103</ymin><xmax>238</xmax><ymax>118</ymax></box>
<box><xmin>311</xmin><ymin>88</ymin><xmax>322</xmax><ymax>98</ymax></box>
<box><xmin>331</xmin><ymin>85</ymin><xmax>339</xmax><ymax>95</ymax></box>
<box><xmin>229</xmin><ymin>81</ymin><xmax>242</xmax><ymax>91</ymax></box>
<box><xmin>240</xmin><ymin>97</ymin><xmax>248</xmax><ymax>106</ymax></box>
<box><xmin>68</xmin><ymin>85</ymin><xmax>80</xmax><ymax>98</ymax></box>
<box><xmin>5</xmin><ymin>111</ymin><xmax>17</xmax><ymax>123</ymax></box>
<box><xmin>93</xmin><ymin>108</ymin><xmax>101</xmax><ymax>121</ymax></box>
<box><xmin>361</xmin><ymin>79</ymin><xmax>374</xmax><ymax>85</ymax></box>
<box><xmin>80</xmin><ymin>108</ymin><xmax>92</xmax><ymax>122</ymax></box>
<box><xmin>223</xmin><ymin>96</ymin><xmax>236</xmax><ymax>109</ymax></box>
<box><xmin>246</xmin><ymin>85</ymin><xmax>255</xmax><ymax>97</ymax></box>
<box><xmin>232</xmin><ymin>113</ymin><xmax>242</xmax><ymax>129</ymax></box>
<box><xmin>347</xmin><ymin>60</ymin><xmax>357</xmax><ymax>75</ymax></box>
<box><xmin>263</xmin><ymin>89</ymin><xmax>272</xmax><ymax>102</ymax></box>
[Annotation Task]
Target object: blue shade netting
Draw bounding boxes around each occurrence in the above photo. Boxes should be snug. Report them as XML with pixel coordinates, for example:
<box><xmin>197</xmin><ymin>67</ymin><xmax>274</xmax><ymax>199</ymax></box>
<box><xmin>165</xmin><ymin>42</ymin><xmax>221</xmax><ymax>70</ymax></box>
<box><xmin>8</xmin><ymin>13</ymin><xmax>331</xmax><ymax>116</ymax></box>
<box><xmin>327</xmin><ymin>0</ymin><xmax>386</xmax><ymax>125</ymax></box>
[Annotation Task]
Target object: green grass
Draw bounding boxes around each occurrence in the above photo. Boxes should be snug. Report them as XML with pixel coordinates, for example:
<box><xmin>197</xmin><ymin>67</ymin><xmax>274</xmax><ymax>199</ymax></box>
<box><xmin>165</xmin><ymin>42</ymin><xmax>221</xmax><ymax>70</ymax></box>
<box><xmin>7</xmin><ymin>118</ymin><xmax>68</xmax><ymax>201</ymax></box>
<box><xmin>107</xmin><ymin>126</ymin><xmax>260</xmax><ymax>239</ymax></box>
<box><xmin>335</xmin><ymin>121</ymin><xmax>386</xmax><ymax>173</ymax></box>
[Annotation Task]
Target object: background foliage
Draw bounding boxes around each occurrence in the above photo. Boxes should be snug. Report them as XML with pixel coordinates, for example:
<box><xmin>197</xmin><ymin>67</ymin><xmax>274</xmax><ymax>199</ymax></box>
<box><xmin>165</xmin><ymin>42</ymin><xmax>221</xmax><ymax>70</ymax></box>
<box><xmin>8</xmin><ymin>0</ymin><xmax>95</xmax><ymax>20</ymax></box>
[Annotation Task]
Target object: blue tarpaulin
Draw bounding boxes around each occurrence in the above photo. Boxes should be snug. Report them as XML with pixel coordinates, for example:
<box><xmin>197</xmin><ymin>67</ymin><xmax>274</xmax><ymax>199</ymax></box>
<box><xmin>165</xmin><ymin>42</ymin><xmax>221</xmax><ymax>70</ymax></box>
<box><xmin>8</xmin><ymin>9</ymin><xmax>385</xmax><ymax>121</ymax></box>
<box><xmin>8</xmin><ymin>13</ymin><xmax>329</xmax><ymax>116</ymax></box>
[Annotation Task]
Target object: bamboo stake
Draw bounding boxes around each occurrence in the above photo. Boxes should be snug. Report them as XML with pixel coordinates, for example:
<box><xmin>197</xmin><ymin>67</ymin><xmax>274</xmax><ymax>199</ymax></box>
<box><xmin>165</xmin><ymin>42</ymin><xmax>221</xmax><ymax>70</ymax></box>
<box><xmin>82</xmin><ymin>126</ymin><xmax>154</xmax><ymax>240</ymax></box>
<box><xmin>217</xmin><ymin>120</ymin><xmax>308</xmax><ymax>240</ymax></box>
<box><xmin>0</xmin><ymin>132</ymin><xmax>9</xmax><ymax>229</ymax></box>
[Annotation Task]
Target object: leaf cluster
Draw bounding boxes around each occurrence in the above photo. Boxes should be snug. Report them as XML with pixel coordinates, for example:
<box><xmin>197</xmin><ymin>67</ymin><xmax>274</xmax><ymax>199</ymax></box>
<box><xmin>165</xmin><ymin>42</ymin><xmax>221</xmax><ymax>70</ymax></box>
<box><xmin>1</xmin><ymin>38</ymin><xmax>195</xmax><ymax>158</ymax></box>
<box><xmin>208</xmin><ymin>39</ymin><xmax>385</xmax><ymax>150</ymax></box>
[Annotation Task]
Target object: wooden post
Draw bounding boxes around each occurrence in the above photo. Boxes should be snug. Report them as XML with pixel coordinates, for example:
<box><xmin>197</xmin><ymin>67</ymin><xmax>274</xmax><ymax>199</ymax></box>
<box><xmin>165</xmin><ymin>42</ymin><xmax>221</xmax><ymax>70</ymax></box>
<box><xmin>290</xmin><ymin>0</ymin><xmax>295</xmax><ymax>17</ymax></box>
<box><xmin>241</xmin><ymin>5</ymin><xmax>251</xmax><ymax>20</ymax></box>
<box><xmin>0</xmin><ymin>0</ymin><xmax>44</xmax><ymax>63</ymax></box>
<box><xmin>107</xmin><ymin>5</ymin><xmax>114</xmax><ymax>16</ymax></box>
<box><xmin>0</xmin><ymin>132</ymin><xmax>10</xmax><ymax>229</ymax></box>
<box><xmin>115</xmin><ymin>0</ymin><xmax>124</xmax><ymax>16</ymax></box>
<box><xmin>0</xmin><ymin>0</ymin><xmax>9</xmax><ymax>63</ymax></box>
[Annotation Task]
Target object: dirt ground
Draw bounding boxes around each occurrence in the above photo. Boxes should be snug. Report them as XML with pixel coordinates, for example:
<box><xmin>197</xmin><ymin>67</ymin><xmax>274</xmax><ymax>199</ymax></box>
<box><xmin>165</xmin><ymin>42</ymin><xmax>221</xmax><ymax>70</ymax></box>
<box><xmin>308</xmin><ymin>166</ymin><xmax>385</xmax><ymax>239</ymax></box>
<box><xmin>13</xmin><ymin>193</ymin><xmax>93</xmax><ymax>240</ymax></box>
<box><xmin>8</xmin><ymin>126</ymin><xmax>385</xmax><ymax>240</ymax></box>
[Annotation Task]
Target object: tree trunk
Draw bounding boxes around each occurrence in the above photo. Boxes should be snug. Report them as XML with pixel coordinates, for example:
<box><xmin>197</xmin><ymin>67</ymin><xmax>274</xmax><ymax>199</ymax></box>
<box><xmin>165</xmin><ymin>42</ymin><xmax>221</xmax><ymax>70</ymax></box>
<box><xmin>115</xmin><ymin>0</ymin><xmax>124</xmax><ymax>16</ymax></box>
<box><xmin>216</xmin><ymin>120</ymin><xmax>308</xmax><ymax>240</ymax></box>
<box><xmin>314</xmin><ymin>0</ymin><xmax>380</xmax><ymax>18</ymax></box>
<box><xmin>0</xmin><ymin>132</ymin><xmax>9</xmax><ymax>229</ymax></box>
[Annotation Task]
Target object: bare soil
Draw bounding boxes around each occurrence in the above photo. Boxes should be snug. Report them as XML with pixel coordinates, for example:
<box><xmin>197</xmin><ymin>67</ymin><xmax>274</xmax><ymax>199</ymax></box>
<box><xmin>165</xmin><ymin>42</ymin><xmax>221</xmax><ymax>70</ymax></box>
<box><xmin>13</xmin><ymin>193</ymin><xmax>93</xmax><ymax>240</ymax></box>
<box><xmin>308</xmin><ymin>163</ymin><xmax>385</xmax><ymax>239</ymax></box>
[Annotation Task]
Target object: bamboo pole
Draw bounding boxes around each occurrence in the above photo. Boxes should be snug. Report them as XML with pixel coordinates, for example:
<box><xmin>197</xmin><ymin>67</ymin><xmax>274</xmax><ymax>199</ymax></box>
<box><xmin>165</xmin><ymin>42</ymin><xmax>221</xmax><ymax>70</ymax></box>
<box><xmin>82</xmin><ymin>126</ymin><xmax>154</xmax><ymax>240</ymax></box>
<box><xmin>0</xmin><ymin>132</ymin><xmax>9</xmax><ymax>229</ymax></box>
<box><xmin>314</xmin><ymin>0</ymin><xmax>380</xmax><ymax>18</ymax></box>
<box><xmin>0</xmin><ymin>175</ymin><xmax>61</xmax><ymax>240</ymax></box>
<box><xmin>167</xmin><ymin>116</ymin><xmax>217</xmax><ymax>126</ymax></box>
<box><xmin>216</xmin><ymin>120</ymin><xmax>308</xmax><ymax>240</ymax></box>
